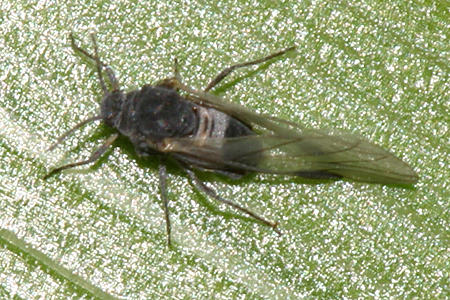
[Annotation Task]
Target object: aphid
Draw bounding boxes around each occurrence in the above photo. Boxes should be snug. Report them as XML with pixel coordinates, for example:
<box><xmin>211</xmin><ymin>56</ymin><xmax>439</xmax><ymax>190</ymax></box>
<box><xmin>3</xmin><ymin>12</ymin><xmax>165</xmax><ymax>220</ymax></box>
<box><xmin>45</xmin><ymin>34</ymin><xmax>418</xmax><ymax>246</ymax></box>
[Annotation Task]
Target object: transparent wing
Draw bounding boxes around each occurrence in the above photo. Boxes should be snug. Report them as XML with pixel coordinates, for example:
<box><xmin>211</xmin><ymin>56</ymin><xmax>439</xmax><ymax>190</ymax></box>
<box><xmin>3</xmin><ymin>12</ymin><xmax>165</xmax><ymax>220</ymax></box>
<box><xmin>172</xmin><ymin>83</ymin><xmax>418</xmax><ymax>184</ymax></box>
<box><xmin>178</xmin><ymin>82</ymin><xmax>304</xmax><ymax>134</ymax></box>
<box><xmin>165</xmin><ymin>130</ymin><xmax>418</xmax><ymax>184</ymax></box>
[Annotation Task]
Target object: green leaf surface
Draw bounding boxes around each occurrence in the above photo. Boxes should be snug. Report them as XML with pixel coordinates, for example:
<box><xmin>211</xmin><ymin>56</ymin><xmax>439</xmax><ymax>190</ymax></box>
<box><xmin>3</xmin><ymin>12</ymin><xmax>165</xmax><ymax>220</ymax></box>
<box><xmin>0</xmin><ymin>1</ymin><xmax>448</xmax><ymax>299</ymax></box>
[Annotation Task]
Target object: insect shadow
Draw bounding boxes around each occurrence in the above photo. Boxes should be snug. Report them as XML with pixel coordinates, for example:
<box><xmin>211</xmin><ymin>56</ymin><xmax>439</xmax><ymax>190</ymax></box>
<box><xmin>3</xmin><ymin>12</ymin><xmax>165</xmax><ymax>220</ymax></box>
<box><xmin>44</xmin><ymin>34</ymin><xmax>418</xmax><ymax>247</ymax></box>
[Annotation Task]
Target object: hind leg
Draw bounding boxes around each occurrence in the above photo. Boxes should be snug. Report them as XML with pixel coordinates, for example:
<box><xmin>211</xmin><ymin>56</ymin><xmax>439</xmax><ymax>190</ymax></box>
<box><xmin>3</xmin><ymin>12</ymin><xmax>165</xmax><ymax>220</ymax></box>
<box><xmin>204</xmin><ymin>46</ymin><xmax>295</xmax><ymax>92</ymax></box>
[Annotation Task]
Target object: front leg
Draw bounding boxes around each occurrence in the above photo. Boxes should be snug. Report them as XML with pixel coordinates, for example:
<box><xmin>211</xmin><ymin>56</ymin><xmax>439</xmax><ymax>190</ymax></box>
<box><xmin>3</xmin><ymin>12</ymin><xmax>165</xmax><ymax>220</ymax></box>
<box><xmin>44</xmin><ymin>133</ymin><xmax>119</xmax><ymax>179</ymax></box>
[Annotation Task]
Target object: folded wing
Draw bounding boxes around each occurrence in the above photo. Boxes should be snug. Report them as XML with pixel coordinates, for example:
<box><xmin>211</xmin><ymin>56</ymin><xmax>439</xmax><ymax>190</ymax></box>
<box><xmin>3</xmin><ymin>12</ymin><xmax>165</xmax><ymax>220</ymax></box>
<box><xmin>169</xmin><ymin>83</ymin><xmax>418</xmax><ymax>184</ymax></box>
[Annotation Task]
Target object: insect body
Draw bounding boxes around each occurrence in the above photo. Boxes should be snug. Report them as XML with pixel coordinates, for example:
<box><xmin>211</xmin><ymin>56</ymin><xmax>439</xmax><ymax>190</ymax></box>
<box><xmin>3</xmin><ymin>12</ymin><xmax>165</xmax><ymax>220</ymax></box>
<box><xmin>104</xmin><ymin>85</ymin><xmax>257</xmax><ymax>169</ymax></box>
<box><xmin>45</xmin><ymin>34</ymin><xmax>418</xmax><ymax>246</ymax></box>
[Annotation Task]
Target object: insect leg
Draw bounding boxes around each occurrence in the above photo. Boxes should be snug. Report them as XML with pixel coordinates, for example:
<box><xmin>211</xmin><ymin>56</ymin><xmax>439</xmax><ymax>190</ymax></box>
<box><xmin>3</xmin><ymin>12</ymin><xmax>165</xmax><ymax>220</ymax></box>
<box><xmin>204</xmin><ymin>46</ymin><xmax>296</xmax><ymax>92</ymax></box>
<box><xmin>158</xmin><ymin>162</ymin><xmax>172</xmax><ymax>247</ymax></box>
<box><xmin>154</xmin><ymin>58</ymin><xmax>183</xmax><ymax>90</ymax></box>
<box><xmin>44</xmin><ymin>133</ymin><xmax>119</xmax><ymax>179</ymax></box>
<box><xmin>47</xmin><ymin>115</ymin><xmax>103</xmax><ymax>151</ymax></box>
<box><xmin>183</xmin><ymin>167</ymin><xmax>280</xmax><ymax>235</ymax></box>
<box><xmin>173</xmin><ymin>57</ymin><xmax>182</xmax><ymax>83</ymax></box>
<box><xmin>70</xmin><ymin>33</ymin><xmax>120</xmax><ymax>92</ymax></box>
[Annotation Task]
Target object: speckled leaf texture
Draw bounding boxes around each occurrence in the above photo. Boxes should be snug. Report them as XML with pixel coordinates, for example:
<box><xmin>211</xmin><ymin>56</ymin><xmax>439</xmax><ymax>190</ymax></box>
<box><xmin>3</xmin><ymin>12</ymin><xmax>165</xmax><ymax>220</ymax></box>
<box><xmin>0</xmin><ymin>1</ymin><xmax>447</xmax><ymax>299</ymax></box>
